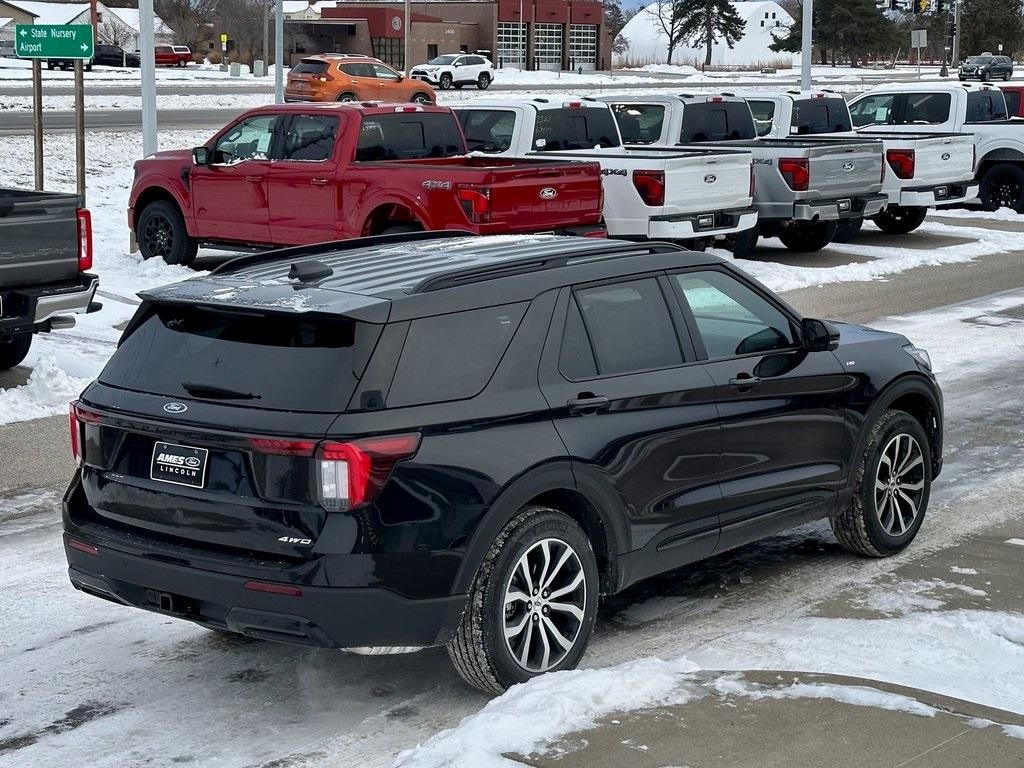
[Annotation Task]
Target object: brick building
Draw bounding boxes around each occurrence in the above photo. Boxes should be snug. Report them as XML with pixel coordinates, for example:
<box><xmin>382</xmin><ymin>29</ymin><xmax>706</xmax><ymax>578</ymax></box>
<box><xmin>284</xmin><ymin>0</ymin><xmax>610</xmax><ymax>71</ymax></box>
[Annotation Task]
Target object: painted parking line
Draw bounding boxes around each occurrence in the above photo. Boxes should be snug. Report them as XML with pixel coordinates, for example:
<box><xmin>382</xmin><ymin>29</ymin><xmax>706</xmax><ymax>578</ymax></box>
<box><xmin>1006</xmin><ymin>538</ymin><xmax>1024</xmax><ymax>547</ymax></box>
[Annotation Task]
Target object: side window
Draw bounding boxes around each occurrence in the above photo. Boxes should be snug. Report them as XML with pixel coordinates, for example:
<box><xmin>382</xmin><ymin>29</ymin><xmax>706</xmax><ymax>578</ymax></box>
<box><xmin>674</xmin><ymin>271</ymin><xmax>796</xmax><ymax>359</ymax></box>
<box><xmin>466</xmin><ymin>56</ymin><xmax>485</xmax><ymax>65</ymax></box>
<box><xmin>559</xmin><ymin>296</ymin><xmax>598</xmax><ymax>380</ymax></box>
<box><xmin>898</xmin><ymin>93</ymin><xmax>951</xmax><ymax>125</ymax></box>
<box><xmin>356</xmin><ymin>114</ymin><xmax>463</xmax><ymax>161</ymax></box>
<box><xmin>533</xmin><ymin>108</ymin><xmax>621</xmax><ymax>151</ymax></box>
<box><xmin>388</xmin><ymin>304</ymin><xmax>527</xmax><ymax>406</ymax></box>
<box><xmin>281</xmin><ymin>114</ymin><xmax>339</xmax><ymax>162</ymax></box>
<box><xmin>610</xmin><ymin>103</ymin><xmax>665</xmax><ymax>144</ymax></box>
<box><xmin>373</xmin><ymin>63</ymin><xmax>400</xmax><ymax>80</ymax></box>
<box><xmin>679</xmin><ymin>102</ymin><xmax>756</xmax><ymax>142</ymax></box>
<box><xmin>1004</xmin><ymin>91</ymin><xmax>1021</xmax><ymax>117</ymax></box>
<box><xmin>213</xmin><ymin>116</ymin><xmax>277</xmax><ymax>164</ymax></box>
<box><xmin>966</xmin><ymin>91</ymin><xmax>1008</xmax><ymax>123</ymax></box>
<box><xmin>341</xmin><ymin>62</ymin><xmax>374</xmax><ymax>78</ymax></box>
<box><xmin>747</xmin><ymin>100</ymin><xmax>776</xmax><ymax>136</ymax></box>
<box><xmin>849</xmin><ymin>93</ymin><xmax>894</xmax><ymax>127</ymax></box>
<box><xmin>792</xmin><ymin>98</ymin><xmax>850</xmax><ymax>133</ymax></box>
<box><xmin>574</xmin><ymin>278</ymin><xmax>683</xmax><ymax>376</ymax></box>
<box><xmin>457</xmin><ymin>109</ymin><xmax>516</xmax><ymax>153</ymax></box>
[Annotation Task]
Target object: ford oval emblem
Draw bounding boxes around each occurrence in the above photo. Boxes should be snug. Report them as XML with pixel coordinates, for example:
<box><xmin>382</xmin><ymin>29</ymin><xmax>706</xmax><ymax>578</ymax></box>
<box><xmin>163</xmin><ymin>402</ymin><xmax>188</xmax><ymax>414</ymax></box>
<box><xmin>842</xmin><ymin>161</ymin><xmax>855</xmax><ymax>171</ymax></box>
<box><xmin>941</xmin><ymin>152</ymin><xmax>951</xmax><ymax>160</ymax></box>
<box><xmin>184</xmin><ymin>456</ymin><xmax>201</xmax><ymax>467</ymax></box>
<box><xmin>704</xmin><ymin>174</ymin><xmax>717</xmax><ymax>183</ymax></box>
<box><xmin>539</xmin><ymin>187</ymin><xmax>557</xmax><ymax>200</ymax></box>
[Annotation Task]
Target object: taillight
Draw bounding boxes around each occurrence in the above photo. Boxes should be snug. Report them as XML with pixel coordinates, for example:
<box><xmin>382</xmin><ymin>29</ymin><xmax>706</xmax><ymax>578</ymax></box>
<box><xmin>632</xmin><ymin>169</ymin><xmax>665</xmax><ymax>206</ymax></box>
<box><xmin>749</xmin><ymin>164</ymin><xmax>756</xmax><ymax>197</ymax></box>
<box><xmin>779</xmin><ymin>158</ymin><xmax>809</xmax><ymax>191</ymax></box>
<box><xmin>972</xmin><ymin>144</ymin><xmax>977</xmax><ymax>172</ymax></box>
<box><xmin>76</xmin><ymin>208</ymin><xmax>93</xmax><ymax>271</ymax></box>
<box><xmin>69</xmin><ymin>403</ymin><xmax>100</xmax><ymax>465</ymax></box>
<box><xmin>563</xmin><ymin>101</ymin><xmax>583</xmax><ymax>109</ymax></box>
<box><xmin>247</xmin><ymin>437</ymin><xmax>317</xmax><ymax>456</ymax></box>
<box><xmin>458</xmin><ymin>186</ymin><xmax>491</xmax><ymax>223</ymax></box>
<box><xmin>886</xmin><ymin>148</ymin><xmax>915</xmax><ymax>180</ymax></box>
<box><xmin>317</xmin><ymin>433</ymin><xmax>420</xmax><ymax>510</ymax></box>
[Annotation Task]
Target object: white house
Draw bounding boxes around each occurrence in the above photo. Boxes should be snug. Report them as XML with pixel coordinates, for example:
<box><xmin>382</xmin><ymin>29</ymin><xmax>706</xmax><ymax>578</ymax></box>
<box><xmin>0</xmin><ymin>1</ymin><xmax>174</xmax><ymax>51</ymax></box>
<box><xmin>618</xmin><ymin>0</ymin><xmax>797</xmax><ymax>68</ymax></box>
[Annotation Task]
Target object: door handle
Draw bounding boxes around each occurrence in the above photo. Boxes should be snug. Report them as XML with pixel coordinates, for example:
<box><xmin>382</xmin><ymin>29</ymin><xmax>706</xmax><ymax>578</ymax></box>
<box><xmin>728</xmin><ymin>374</ymin><xmax>761</xmax><ymax>390</ymax></box>
<box><xmin>244</xmin><ymin>175</ymin><xmax>261</xmax><ymax>183</ymax></box>
<box><xmin>311</xmin><ymin>178</ymin><xmax>330</xmax><ymax>186</ymax></box>
<box><xmin>567</xmin><ymin>394</ymin><xmax>610</xmax><ymax>415</ymax></box>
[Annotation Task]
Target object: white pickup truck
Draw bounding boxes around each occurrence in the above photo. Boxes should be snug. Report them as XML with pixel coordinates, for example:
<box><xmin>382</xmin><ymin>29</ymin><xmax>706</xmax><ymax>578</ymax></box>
<box><xmin>600</xmin><ymin>94</ymin><xmax>887</xmax><ymax>256</ymax></box>
<box><xmin>847</xmin><ymin>82</ymin><xmax>1024</xmax><ymax>212</ymax></box>
<box><xmin>451</xmin><ymin>97</ymin><xmax>758</xmax><ymax>246</ymax></box>
<box><xmin>743</xmin><ymin>91</ymin><xmax>978</xmax><ymax>239</ymax></box>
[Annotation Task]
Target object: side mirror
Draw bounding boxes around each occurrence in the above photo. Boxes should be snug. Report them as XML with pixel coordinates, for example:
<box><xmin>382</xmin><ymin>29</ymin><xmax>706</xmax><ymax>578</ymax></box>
<box><xmin>802</xmin><ymin>318</ymin><xmax>840</xmax><ymax>352</ymax></box>
<box><xmin>192</xmin><ymin>146</ymin><xmax>210</xmax><ymax>165</ymax></box>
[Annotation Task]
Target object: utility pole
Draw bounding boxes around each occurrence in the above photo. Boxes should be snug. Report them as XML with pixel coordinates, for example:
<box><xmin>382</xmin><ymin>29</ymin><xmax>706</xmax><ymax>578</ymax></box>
<box><xmin>139</xmin><ymin>0</ymin><xmax>157</xmax><ymax>156</ymax></box>
<box><xmin>801</xmin><ymin>0</ymin><xmax>812</xmax><ymax>90</ymax></box>
<box><xmin>404</xmin><ymin>0</ymin><xmax>411</xmax><ymax>73</ymax></box>
<box><xmin>951</xmin><ymin>0</ymin><xmax>961</xmax><ymax>65</ymax></box>
<box><xmin>263</xmin><ymin>0</ymin><xmax>270</xmax><ymax>68</ymax></box>
<box><xmin>274</xmin><ymin>0</ymin><xmax>284</xmax><ymax>102</ymax></box>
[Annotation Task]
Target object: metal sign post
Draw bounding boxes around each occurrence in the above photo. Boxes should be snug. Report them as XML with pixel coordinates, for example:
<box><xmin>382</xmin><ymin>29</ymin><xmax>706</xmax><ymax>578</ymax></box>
<box><xmin>800</xmin><ymin>0</ymin><xmax>812</xmax><ymax>90</ymax></box>
<box><xmin>16</xmin><ymin>23</ymin><xmax>94</xmax><ymax>199</ymax></box>
<box><xmin>275</xmin><ymin>1</ymin><xmax>284</xmax><ymax>103</ymax></box>
<box><xmin>139</xmin><ymin>0</ymin><xmax>157</xmax><ymax>157</ymax></box>
<box><xmin>911</xmin><ymin>29</ymin><xmax>927</xmax><ymax>78</ymax></box>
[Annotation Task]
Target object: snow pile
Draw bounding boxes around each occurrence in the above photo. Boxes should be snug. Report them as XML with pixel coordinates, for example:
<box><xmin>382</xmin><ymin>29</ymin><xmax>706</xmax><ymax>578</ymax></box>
<box><xmin>0</xmin><ymin>357</ymin><xmax>88</xmax><ymax>425</ymax></box>
<box><xmin>713</xmin><ymin>677</ymin><xmax>940</xmax><ymax>717</ymax></box>
<box><xmin>851</xmin><ymin>579</ymin><xmax>988</xmax><ymax>616</ymax></box>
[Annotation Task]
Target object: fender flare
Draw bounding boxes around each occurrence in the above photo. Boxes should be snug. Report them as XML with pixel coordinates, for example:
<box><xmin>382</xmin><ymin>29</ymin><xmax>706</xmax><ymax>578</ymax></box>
<box><xmin>976</xmin><ymin>146</ymin><xmax>1024</xmax><ymax>172</ymax></box>
<box><xmin>132</xmin><ymin>180</ymin><xmax>193</xmax><ymax>232</ymax></box>
<box><xmin>356</xmin><ymin>194</ymin><xmax>433</xmax><ymax>234</ymax></box>
<box><xmin>450</xmin><ymin>459</ymin><xmax>630</xmax><ymax>595</ymax></box>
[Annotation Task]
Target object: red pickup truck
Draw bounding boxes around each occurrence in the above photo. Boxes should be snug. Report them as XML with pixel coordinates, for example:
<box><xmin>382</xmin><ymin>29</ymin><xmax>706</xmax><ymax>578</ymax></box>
<box><xmin>129</xmin><ymin>103</ymin><xmax>605</xmax><ymax>265</ymax></box>
<box><xmin>155</xmin><ymin>45</ymin><xmax>192</xmax><ymax>67</ymax></box>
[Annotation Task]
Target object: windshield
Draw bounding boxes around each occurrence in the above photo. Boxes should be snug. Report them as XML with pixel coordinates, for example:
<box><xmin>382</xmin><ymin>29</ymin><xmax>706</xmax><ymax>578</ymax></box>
<box><xmin>965</xmin><ymin>56</ymin><xmax>993</xmax><ymax>65</ymax></box>
<box><xmin>428</xmin><ymin>55</ymin><xmax>460</xmax><ymax>65</ymax></box>
<box><xmin>680</xmin><ymin>102</ymin><xmax>757</xmax><ymax>142</ymax></box>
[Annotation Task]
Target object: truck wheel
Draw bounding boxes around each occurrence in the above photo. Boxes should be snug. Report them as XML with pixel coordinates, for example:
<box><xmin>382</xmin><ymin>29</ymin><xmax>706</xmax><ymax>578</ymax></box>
<box><xmin>0</xmin><ymin>333</ymin><xmax>32</xmax><ymax>371</ymax></box>
<box><xmin>872</xmin><ymin>206</ymin><xmax>927</xmax><ymax>234</ymax></box>
<box><xmin>439</xmin><ymin>73</ymin><xmax>453</xmax><ymax>90</ymax></box>
<box><xmin>832</xmin><ymin>217</ymin><xmax>863</xmax><ymax>243</ymax></box>
<box><xmin>477</xmin><ymin>73</ymin><xmax>491</xmax><ymax>90</ymax></box>
<box><xmin>446</xmin><ymin>506</ymin><xmax>599</xmax><ymax>693</ymax></box>
<box><xmin>138</xmin><ymin>200</ymin><xmax>198</xmax><ymax>267</ymax></box>
<box><xmin>979</xmin><ymin>163</ymin><xmax>1024</xmax><ymax>212</ymax></box>
<box><xmin>831</xmin><ymin>409</ymin><xmax>932</xmax><ymax>557</ymax></box>
<box><xmin>725</xmin><ymin>226</ymin><xmax>759</xmax><ymax>258</ymax></box>
<box><xmin>337</xmin><ymin>92</ymin><xmax>357</xmax><ymax>102</ymax></box>
<box><xmin>778</xmin><ymin>220</ymin><xmax>837</xmax><ymax>252</ymax></box>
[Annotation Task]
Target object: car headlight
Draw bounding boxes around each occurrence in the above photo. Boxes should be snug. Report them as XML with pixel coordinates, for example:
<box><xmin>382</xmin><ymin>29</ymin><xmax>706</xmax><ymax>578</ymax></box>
<box><xmin>903</xmin><ymin>344</ymin><xmax>932</xmax><ymax>370</ymax></box>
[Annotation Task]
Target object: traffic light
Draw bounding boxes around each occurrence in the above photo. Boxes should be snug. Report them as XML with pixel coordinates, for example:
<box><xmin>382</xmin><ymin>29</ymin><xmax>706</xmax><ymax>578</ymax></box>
<box><xmin>936</xmin><ymin>0</ymin><xmax>944</xmax><ymax>12</ymax></box>
<box><xmin>889</xmin><ymin>0</ymin><xmax>898</xmax><ymax>9</ymax></box>
<box><xmin>912</xmin><ymin>0</ymin><xmax>928</xmax><ymax>13</ymax></box>
<box><xmin>949</xmin><ymin>22</ymin><xmax>956</xmax><ymax>36</ymax></box>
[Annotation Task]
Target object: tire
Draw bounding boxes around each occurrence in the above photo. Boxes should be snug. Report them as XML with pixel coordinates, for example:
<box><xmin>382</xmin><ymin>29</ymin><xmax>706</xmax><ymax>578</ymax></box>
<box><xmin>447</xmin><ymin>506</ymin><xmax>599</xmax><ymax>694</ymax></box>
<box><xmin>0</xmin><ymin>332</ymin><xmax>32</xmax><ymax>371</ymax></box>
<box><xmin>85</xmin><ymin>63</ymin><xmax>93</xmax><ymax>72</ymax></box>
<box><xmin>137</xmin><ymin>200</ymin><xmax>198</xmax><ymax>267</ymax></box>
<box><xmin>411</xmin><ymin>92</ymin><xmax>432</xmax><ymax>104</ymax></box>
<box><xmin>872</xmin><ymin>206</ymin><xmax>927</xmax><ymax>234</ymax></box>
<box><xmin>979</xmin><ymin>163</ymin><xmax>1024</xmax><ymax>212</ymax></box>
<box><xmin>439</xmin><ymin>73</ymin><xmax>453</xmax><ymax>90</ymax></box>
<box><xmin>778</xmin><ymin>220</ymin><xmax>837</xmax><ymax>252</ymax></box>
<box><xmin>831</xmin><ymin>409</ymin><xmax>932</xmax><ymax>557</ymax></box>
<box><xmin>1005</xmin><ymin>72</ymin><xmax>1011</xmax><ymax>81</ymax></box>
<box><xmin>725</xmin><ymin>226</ymin><xmax>759</xmax><ymax>258</ymax></box>
<box><xmin>832</xmin><ymin>217</ymin><xmax>863</xmax><ymax>243</ymax></box>
<box><xmin>379</xmin><ymin>223</ymin><xmax>423</xmax><ymax>235</ymax></box>
<box><xmin>337</xmin><ymin>92</ymin><xmax>357</xmax><ymax>102</ymax></box>
<box><xmin>477</xmin><ymin>72</ymin><xmax>491</xmax><ymax>90</ymax></box>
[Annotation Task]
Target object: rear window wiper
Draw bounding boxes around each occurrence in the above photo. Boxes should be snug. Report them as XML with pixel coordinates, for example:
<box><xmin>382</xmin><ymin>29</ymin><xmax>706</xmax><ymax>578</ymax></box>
<box><xmin>181</xmin><ymin>381</ymin><xmax>261</xmax><ymax>400</ymax></box>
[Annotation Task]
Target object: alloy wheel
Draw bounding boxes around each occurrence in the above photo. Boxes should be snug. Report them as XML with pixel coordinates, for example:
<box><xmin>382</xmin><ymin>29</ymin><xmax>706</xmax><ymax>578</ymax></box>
<box><xmin>992</xmin><ymin>172</ymin><xmax>1023</xmax><ymax>208</ymax></box>
<box><xmin>502</xmin><ymin>537</ymin><xmax>586</xmax><ymax>673</ymax></box>
<box><xmin>143</xmin><ymin>215</ymin><xmax>173</xmax><ymax>259</ymax></box>
<box><xmin>874</xmin><ymin>433</ymin><xmax>926</xmax><ymax>536</ymax></box>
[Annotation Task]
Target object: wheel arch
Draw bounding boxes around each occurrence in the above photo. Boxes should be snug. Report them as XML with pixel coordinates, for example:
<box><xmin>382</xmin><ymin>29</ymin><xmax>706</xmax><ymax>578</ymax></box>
<box><xmin>132</xmin><ymin>184</ymin><xmax>190</xmax><ymax>233</ymax></box>
<box><xmin>976</xmin><ymin>148</ymin><xmax>1024</xmax><ymax>177</ymax></box>
<box><xmin>361</xmin><ymin>200</ymin><xmax>429</xmax><ymax>236</ymax></box>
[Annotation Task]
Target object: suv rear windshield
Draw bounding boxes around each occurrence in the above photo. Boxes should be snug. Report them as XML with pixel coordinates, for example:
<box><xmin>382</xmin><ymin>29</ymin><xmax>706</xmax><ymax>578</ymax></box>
<box><xmin>680</xmin><ymin>102</ymin><xmax>756</xmax><ymax>142</ymax></box>
<box><xmin>356</xmin><ymin>113</ymin><xmax>465</xmax><ymax>160</ymax></box>
<box><xmin>966</xmin><ymin>90</ymin><xmax>1008</xmax><ymax>122</ymax></box>
<box><xmin>293</xmin><ymin>59</ymin><xmax>330</xmax><ymax>75</ymax></box>
<box><xmin>100</xmin><ymin>304</ymin><xmax>376</xmax><ymax>412</ymax></box>
<box><xmin>792</xmin><ymin>97</ymin><xmax>851</xmax><ymax>134</ymax></box>
<box><xmin>1004</xmin><ymin>91</ymin><xmax>1021</xmax><ymax>116</ymax></box>
<box><xmin>531</xmin><ymin>107</ymin><xmax>621</xmax><ymax>151</ymax></box>
<box><xmin>610</xmin><ymin>104</ymin><xmax>665</xmax><ymax>144</ymax></box>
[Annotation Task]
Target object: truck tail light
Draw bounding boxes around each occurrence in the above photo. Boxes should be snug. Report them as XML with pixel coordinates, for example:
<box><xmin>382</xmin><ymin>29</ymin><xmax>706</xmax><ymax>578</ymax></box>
<box><xmin>886</xmin><ymin>148</ymin><xmax>915</xmax><ymax>180</ymax></box>
<box><xmin>69</xmin><ymin>402</ymin><xmax>100</xmax><ymax>465</ymax></box>
<box><xmin>972</xmin><ymin>144</ymin><xmax>977</xmax><ymax>172</ymax></box>
<box><xmin>458</xmin><ymin>185</ymin><xmax>491</xmax><ymax>223</ymax></box>
<box><xmin>317</xmin><ymin>434</ymin><xmax>421</xmax><ymax>511</ymax></box>
<box><xmin>779</xmin><ymin>158</ymin><xmax>809</xmax><ymax>191</ymax></box>
<box><xmin>76</xmin><ymin>208</ymin><xmax>93</xmax><ymax>271</ymax></box>
<box><xmin>749</xmin><ymin>165</ymin><xmax>756</xmax><ymax>197</ymax></box>
<box><xmin>632</xmin><ymin>169</ymin><xmax>665</xmax><ymax>206</ymax></box>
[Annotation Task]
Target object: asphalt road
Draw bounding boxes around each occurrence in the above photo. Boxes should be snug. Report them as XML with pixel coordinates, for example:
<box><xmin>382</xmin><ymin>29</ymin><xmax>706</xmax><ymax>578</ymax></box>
<box><xmin>0</xmin><ymin>107</ymin><xmax>249</xmax><ymax>134</ymax></box>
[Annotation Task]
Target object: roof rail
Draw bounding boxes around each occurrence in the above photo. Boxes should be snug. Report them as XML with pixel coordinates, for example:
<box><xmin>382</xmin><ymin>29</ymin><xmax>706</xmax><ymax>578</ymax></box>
<box><xmin>210</xmin><ymin>230</ymin><xmax>474</xmax><ymax>276</ymax></box>
<box><xmin>412</xmin><ymin>242</ymin><xmax>681</xmax><ymax>294</ymax></box>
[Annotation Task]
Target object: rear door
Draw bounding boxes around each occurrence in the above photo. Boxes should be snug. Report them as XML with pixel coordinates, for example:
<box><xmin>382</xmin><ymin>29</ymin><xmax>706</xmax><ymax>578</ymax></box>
<box><xmin>339</xmin><ymin>62</ymin><xmax>381</xmax><ymax>99</ymax></box>
<box><xmin>268</xmin><ymin>113</ymin><xmax>342</xmax><ymax>244</ymax></box>
<box><xmin>538</xmin><ymin>276</ymin><xmax>722</xmax><ymax>576</ymax></box>
<box><xmin>190</xmin><ymin>114</ymin><xmax>279</xmax><ymax>244</ymax></box>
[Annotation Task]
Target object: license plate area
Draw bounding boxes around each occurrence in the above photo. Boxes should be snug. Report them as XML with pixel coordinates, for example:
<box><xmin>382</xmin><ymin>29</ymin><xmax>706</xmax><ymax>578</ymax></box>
<box><xmin>934</xmin><ymin>186</ymin><xmax>949</xmax><ymax>200</ymax></box>
<box><xmin>150</xmin><ymin>441</ymin><xmax>209</xmax><ymax>488</ymax></box>
<box><xmin>837</xmin><ymin>198</ymin><xmax>852</xmax><ymax>213</ymax></box>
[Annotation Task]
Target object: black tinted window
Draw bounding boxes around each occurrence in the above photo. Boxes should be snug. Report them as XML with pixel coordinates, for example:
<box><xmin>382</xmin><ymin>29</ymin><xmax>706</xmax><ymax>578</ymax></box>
<box><xmin>356</xmin><ymin>113</ymin><xmax>465</xmax><ymax>161</ymax></box>
<box><xmin>282</xmin><ymin>114</ymin><xmax>338</xmax><ymax>161</ymax></box>
<box><xmin>457</xmin><ymin>109</ymin><xmax>516</xmax><ymax>152</ymax></box>
<box><xmin>966</xmin><ymin>91</ymin><xmax>1008</xmax><ymax>122</ymax></box>
<box><xmin>559</xmin><ymin>297</ymin><xmax>598</xmax><ymax>379</ymax></box>
<box><xmin>574</xmin><ymin>279</ymin><xmax>682</xmax><ymax>375</ymax></box>
<box><xmin>532</xmin><ymin>108</ymin><xmax>621</xmax><ymax>151</ymax></box>
<box><xmin>674</xmin><ymin>271</ymin><xmax>794</xmax><ymax>359</ymax></box>
<box><xmin>294</xmin><ymin>59</ymin><xmax>329</xmax><ymax>75</ymax></box>
<box><xmin>1004</xmin><ymin>91</ymin><xmax>1021</xmax><ymax>115</ymax></box>
<box><xmin>340</xmin><ymin>62</ymin><xmax>375</xmax><ymax>77</ymax></box>
<box><xmin>101</xmin><ymin>304</ymin><xmax>374</xmax><ymax>412</ymax></box>
<box><xmin>792</xmin><ymin>97</ymin><xmax>851</xmax><ymax>133</ymax></box>
<box><xmin>610</xmin><ymin>103</ymin><xmax>665</xmax><ymax>144</ymax></box>
<box><xmin>680</xmin><ymin>102</ymin><xmax>756</xmax><ymax>142</ymax></box>
<box><xmin>747</xmin><ymin>100</ymin><xmax>776</xmax><ymax>136</ymax></box>
<box><xmin>898</xmin><ymin>93</ymin><xmax>951</xmax><ymax>125</ymax></box>
<box><xmin>388</xmin><ymin>304</ymin><xmax>527</xmax><ymax>406</ymax></box>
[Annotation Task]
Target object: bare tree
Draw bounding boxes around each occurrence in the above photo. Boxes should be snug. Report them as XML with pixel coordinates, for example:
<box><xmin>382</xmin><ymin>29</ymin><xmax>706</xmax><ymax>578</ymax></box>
<box><xmin>97</xmin><ymin>18</ymin><xmax>134</xmax><ymax>49</ymax></box>
<box><xmin>646</xmin><ymin>0</ymin><xmax>687</xmax><ymax>64</ymax></box>
<box><xmin>154</xmin><ymin>0</ymin><xmax>218</xmax><ymax>51</ymax></box>
<box><xmin>215</xmin><ymin>0</ymin><xmax>267</xmax><ymax>63</ymax></box>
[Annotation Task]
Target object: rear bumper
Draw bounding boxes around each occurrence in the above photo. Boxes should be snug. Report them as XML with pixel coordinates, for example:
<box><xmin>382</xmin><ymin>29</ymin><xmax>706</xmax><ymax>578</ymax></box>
<box><xmin>759</xmin><ymin>193</ymin><xmax>887</xmax><ymax>222</ymax></box>
<box><xmin>647</xmin><ymin>208</ymin><xmax>758</xmax><ymax>239</ymax></box>
<box><xmin>0</xmin><ymin>273</ymin><xmax>99</xmax><ymax>335</ymax></box>
<box><xmin>896</xmin><ymin>182</ymin><xmax>978</xmax><ymax>208</ymax></box>
<box><xmin>64</xmin><ymin>531</ymin><xmax>467</xmax><ymax>649</ymax></box>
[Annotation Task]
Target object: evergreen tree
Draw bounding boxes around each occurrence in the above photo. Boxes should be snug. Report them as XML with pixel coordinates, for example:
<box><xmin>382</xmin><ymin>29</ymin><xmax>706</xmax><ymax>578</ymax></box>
<box><xmin>960</xmin><ymin>0</ymin><xmax>1024</xmax><ymax>59</ymax></box>
<box><xmin>771</xmin><ymin>0</ymin><xmax>896</xmax><ymax>65</ymax></box>
<box><xmin>677</xmin><ymin>0</ymin><xmax>747</xmax><ymax>66</ymax></box>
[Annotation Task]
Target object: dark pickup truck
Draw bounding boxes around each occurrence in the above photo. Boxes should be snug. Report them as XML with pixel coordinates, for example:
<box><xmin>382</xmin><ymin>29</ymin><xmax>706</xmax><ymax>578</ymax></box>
<box><xmin>0</xmin><ymin>189</ymin><xmax>100</xmax><ymax>370</ymax></box>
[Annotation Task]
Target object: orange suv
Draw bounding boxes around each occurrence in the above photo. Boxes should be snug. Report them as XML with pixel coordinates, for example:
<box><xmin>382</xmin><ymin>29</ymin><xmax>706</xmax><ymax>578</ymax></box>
<box><xmin>285</xmin><ymin>55</ymin><xmax>436</xmax><ymax>104</ymax></box>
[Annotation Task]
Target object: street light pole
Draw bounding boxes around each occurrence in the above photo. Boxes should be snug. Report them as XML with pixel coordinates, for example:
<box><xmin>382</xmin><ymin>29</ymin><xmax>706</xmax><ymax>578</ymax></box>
<box><xmin>404</xmin><ymin>0</ymin><xmax>411</xmax><ymax>73</ymax></box>
<box><xmin>274</xmin><ymin>0</ymin><xmax>284</xmax><ymax>102</ymax></box>
<box><xmin>951</xmin><ymin>0</ymin><xmax>961</xmax><ymax>65</ymax></box>
<box><xmin>139</xmin><ymin>0</ymin><xmax>157</xmax><ymax>156</ymax></box>
<box><xmin>801</xmin><ymin>0</ymin><xmax>812</xmax><ymax>90</ymax></box>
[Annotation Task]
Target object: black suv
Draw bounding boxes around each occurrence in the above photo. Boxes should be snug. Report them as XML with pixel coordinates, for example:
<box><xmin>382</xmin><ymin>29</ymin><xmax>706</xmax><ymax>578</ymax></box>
<box><xmin>63</xmin><ymin>234</ymin><xmax>943</xmax><ymax>692</ymax></box>
<box><xmin>959</xmin><ymin>53</ymin><xmax>1014</xmax><ymax>81</ymax></box>
<box><xmin>48</xmin><ymin>44</ymin><xmax>140</xmax><ymax>71</ymax></box>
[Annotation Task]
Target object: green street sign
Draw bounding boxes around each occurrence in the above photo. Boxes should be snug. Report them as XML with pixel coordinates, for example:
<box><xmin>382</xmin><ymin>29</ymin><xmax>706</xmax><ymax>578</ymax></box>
<box><xmin>15</xmin><ymin>24</ymin><xmax>95</xmax><ymax>60</ymax></box>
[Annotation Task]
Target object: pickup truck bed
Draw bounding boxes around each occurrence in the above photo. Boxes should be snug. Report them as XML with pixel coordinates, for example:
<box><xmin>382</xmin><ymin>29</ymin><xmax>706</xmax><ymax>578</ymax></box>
<box><xmin>0</xmin><ymin>188</ymin><xmax>100</xmax><ymax>370</ymax></box>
